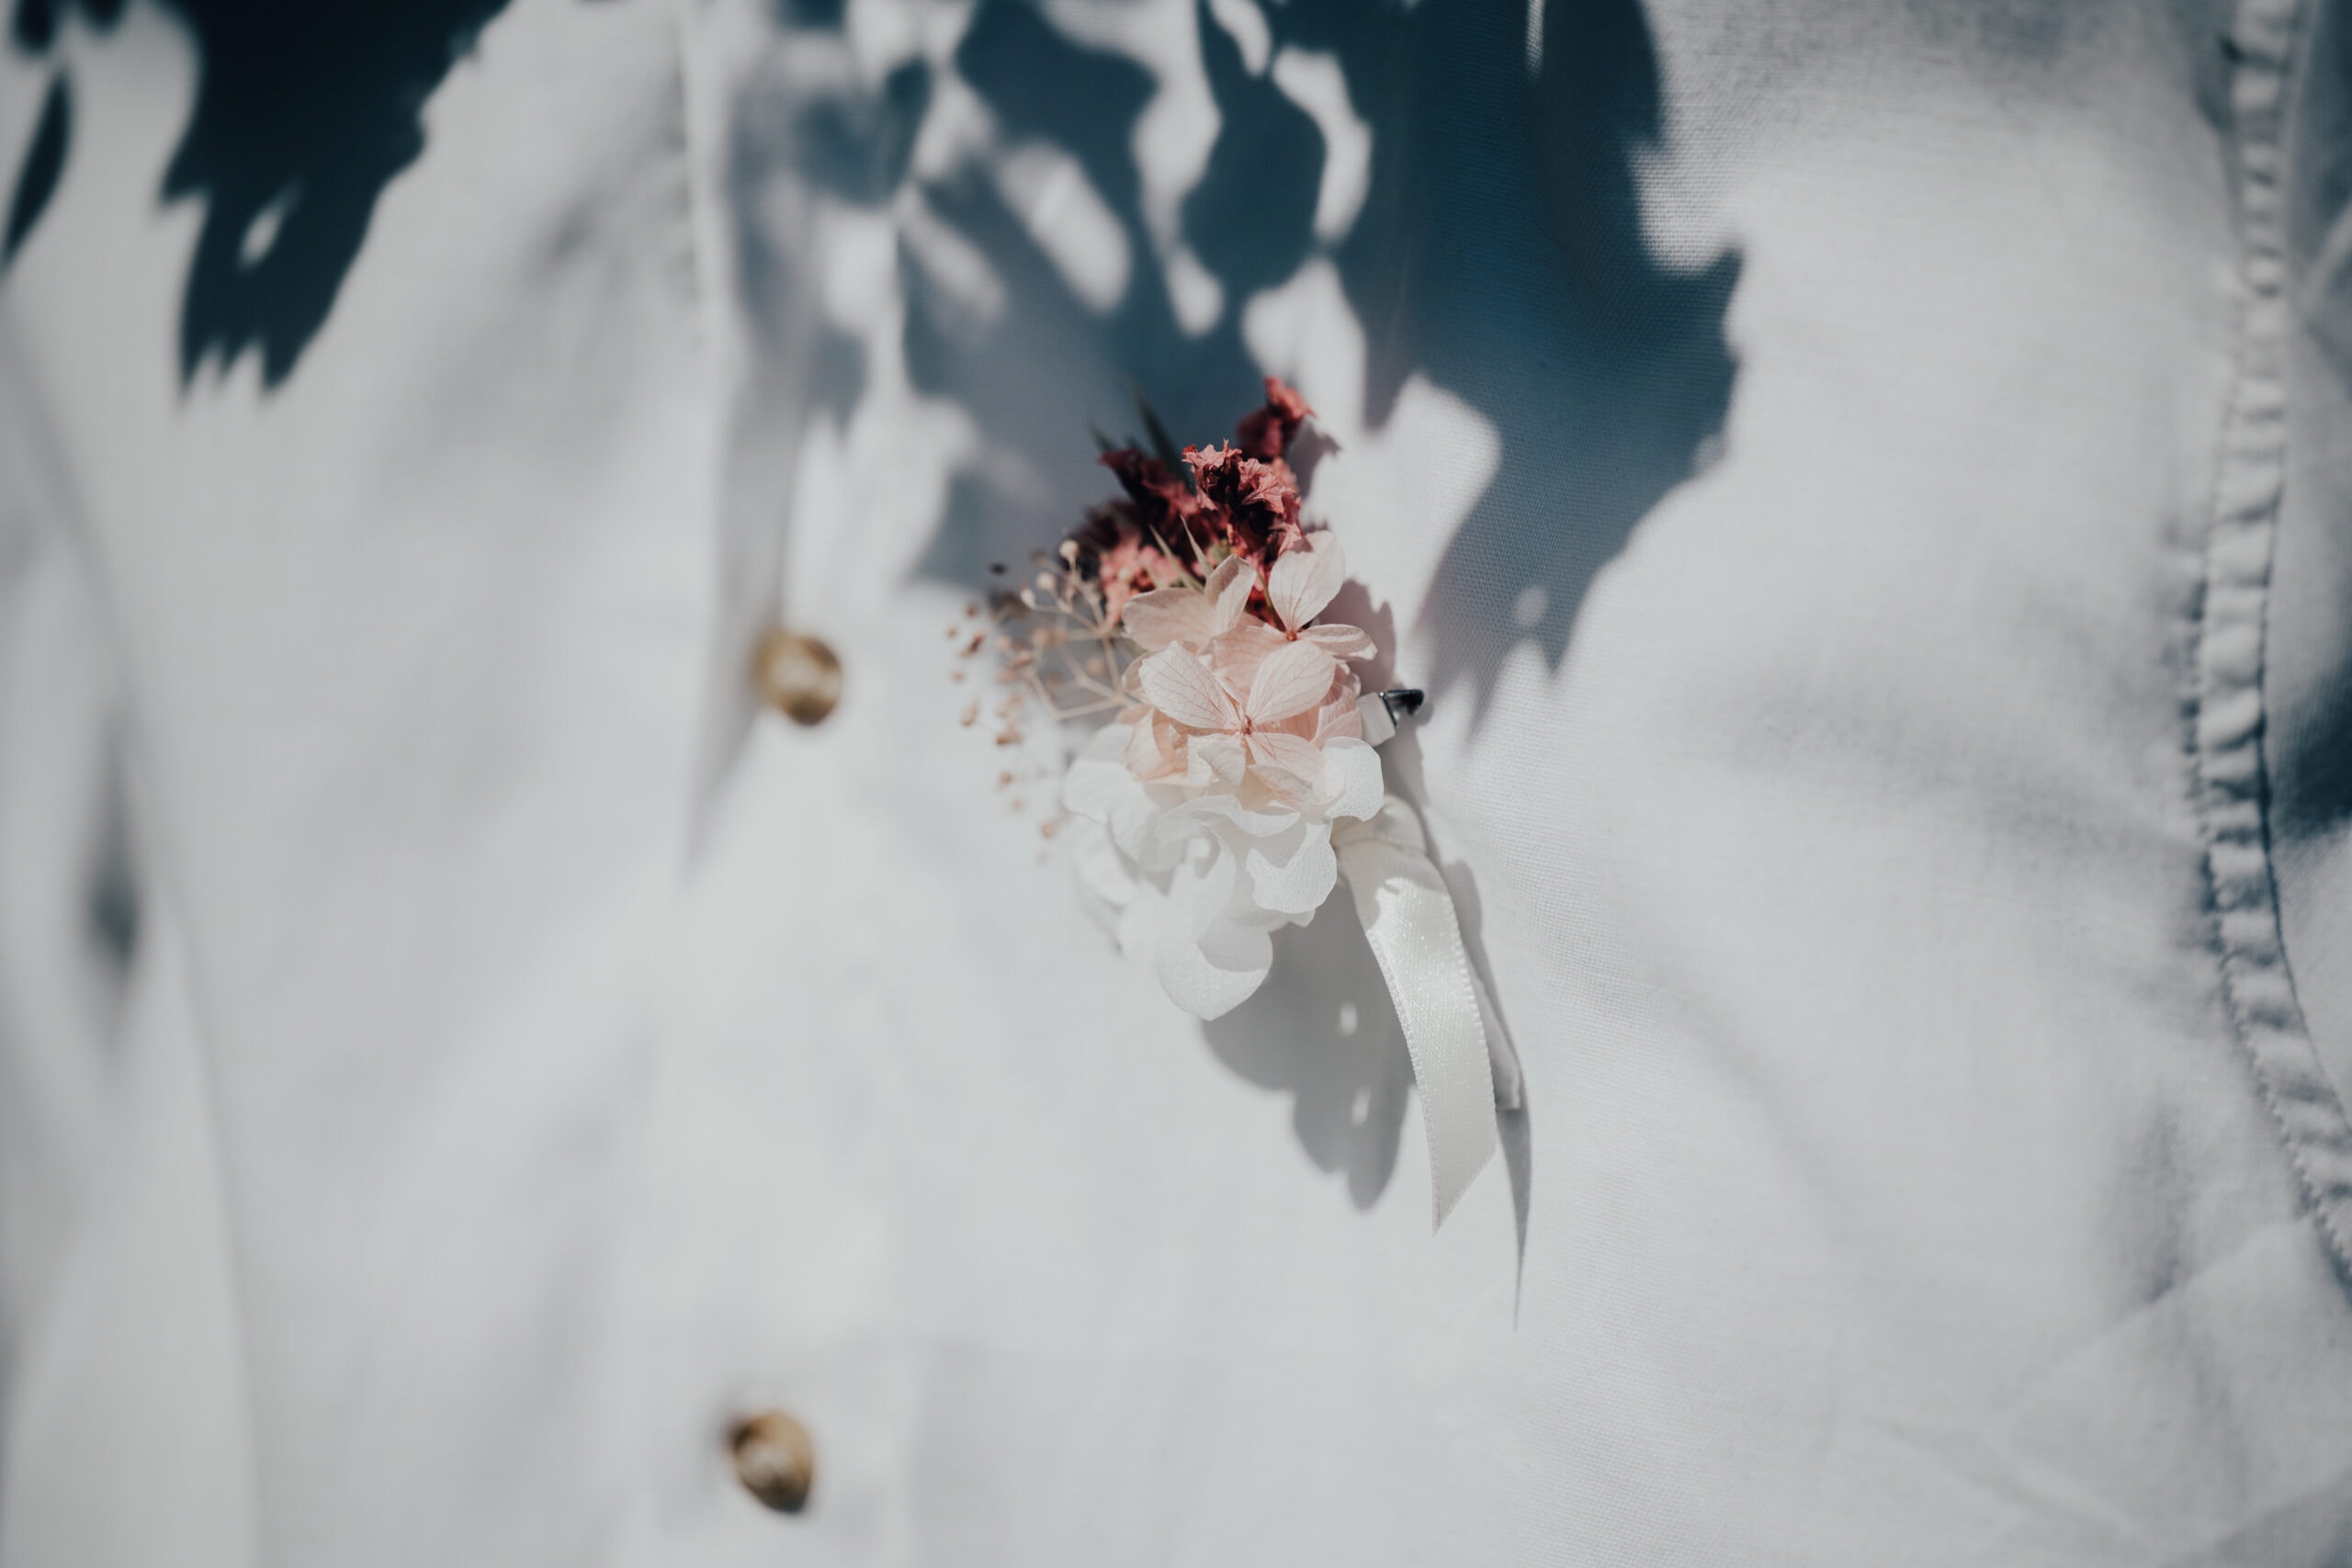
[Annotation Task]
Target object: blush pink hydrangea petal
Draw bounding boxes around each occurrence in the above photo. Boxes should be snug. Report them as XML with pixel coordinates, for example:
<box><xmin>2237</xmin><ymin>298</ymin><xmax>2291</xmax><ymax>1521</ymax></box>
<box><xmin>1187</xmin><ymin>732</ymin><xmax>1249</xmax><ymax>788</ymax></box>
<box><xmin>1247</xmin><ymin>730</ymin><xmax>1329</xmax><ymax>807</ymax></box>
<box><xmin>1267</xmin><ymin>533</ymin><xmax>1348</xmax><ymax>632</ymax></box>
<box><xmin>1207</xmin><ymin>619</ymin><xmax>1286</xmax><ymax>694</ymax></box>
<box><xmin>1121</xmin><ymin>584</ymin><xmax>1220</xmax><ymax>652</ymax></box>
<box><xmin>1136</xmin><ymin>645</ymin><xmax>1239</xmax><ymax>730</ymax></box>
<box><xmin>1244</xmin><ymin>640</ymin><xmax>1340</xmax><ymax>726</ymax></box>
<box><xmin>1303</xmin><ymin>624</ymin><xmax>1375</xmax><ymax>661</ymax></box>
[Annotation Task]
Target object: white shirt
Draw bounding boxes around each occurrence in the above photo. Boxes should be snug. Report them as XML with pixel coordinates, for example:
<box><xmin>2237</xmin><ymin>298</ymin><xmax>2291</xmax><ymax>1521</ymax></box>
<box><xmin>6</xmin><ymin>0</ymin><xmax>2352</xmax><ymax>1562</ymax></box>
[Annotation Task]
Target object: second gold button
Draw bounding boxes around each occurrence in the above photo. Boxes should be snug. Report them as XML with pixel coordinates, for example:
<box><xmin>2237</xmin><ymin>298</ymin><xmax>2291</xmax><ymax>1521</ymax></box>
<box><xmin>729</xmin><ymin>1409</ymin><xmax>815</xmax><ymax>1514</ymax></box>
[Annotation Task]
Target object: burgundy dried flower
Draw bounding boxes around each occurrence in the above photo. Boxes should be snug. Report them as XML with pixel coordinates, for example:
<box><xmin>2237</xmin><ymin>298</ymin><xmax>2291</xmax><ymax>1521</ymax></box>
<box><xmin>1186</xmin><ymin>442</ymin><xmax>1306</xmax><ymax>569</ymax></box>
<box><xmin>1233</xmin><ymin>376</ymin><xmax>1314</xmax><ymax>461</ymax></box>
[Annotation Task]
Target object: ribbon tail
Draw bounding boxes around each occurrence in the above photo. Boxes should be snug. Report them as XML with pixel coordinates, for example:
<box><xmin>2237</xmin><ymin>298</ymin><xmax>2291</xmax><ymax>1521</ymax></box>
<box><xmin>1335</xmin><ymin>798</ymin><xmax>1500</xmax><ymax>1228</ymax></box>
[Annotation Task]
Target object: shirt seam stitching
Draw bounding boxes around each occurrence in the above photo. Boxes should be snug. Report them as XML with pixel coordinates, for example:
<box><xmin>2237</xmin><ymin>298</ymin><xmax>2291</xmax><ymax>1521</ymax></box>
<box><xmin>2191</xmin><ymin>0</ymin><xmax>2352</xmax><ymax>1279</ymax></box>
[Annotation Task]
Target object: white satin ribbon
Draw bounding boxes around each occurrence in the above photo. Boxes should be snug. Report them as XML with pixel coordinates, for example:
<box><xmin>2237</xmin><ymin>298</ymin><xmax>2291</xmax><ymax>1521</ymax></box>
<box><xmin>1334</xmin><ymin>796</ymin><xmax>1520</xmax><ymax>1227</ymax></box>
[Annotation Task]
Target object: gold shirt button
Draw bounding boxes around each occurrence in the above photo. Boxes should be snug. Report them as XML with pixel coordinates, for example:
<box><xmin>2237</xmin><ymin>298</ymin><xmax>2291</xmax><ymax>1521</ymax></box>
<box><xmin>729</xmin><ymin>1409</ymin><xmax>816</xmax><ymax>1514</ymax></box>
<box><xmin>753</xmin><ymin>630</ymin><xmax>842</xmax><ymax>726</ymax></box>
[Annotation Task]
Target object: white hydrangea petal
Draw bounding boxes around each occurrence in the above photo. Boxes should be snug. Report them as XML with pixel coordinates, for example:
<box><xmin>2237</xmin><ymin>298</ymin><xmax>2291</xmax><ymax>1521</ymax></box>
<box><xmin>1246</xmin><ymin>817</ymin><xmax>1337</xmax><ymax>916</ymax></box>
<box><xmin>1082</xmin><ymin>719</ymin><xmax>1131</xmax><ymax>761</ymax></box>
<box><xmin>1120</xmin><ymin>584</ymin><xmax>1217</xmax><ymax>651</ymax></box>
<box><xmin>1319</xmin><ymin>735</ymin><xmax>1385</xmax><ymax>823</ymax></box>
<box><xmin>1114</xmin><ymin>877</ymin><xmax>1169</xmax><ymax>963</ymax></box>
<box><xmin>1065</xmin><ymin>730</ymin><xmax>1180</xmax><ymax>866</ymax></box>
<box><xmin>1068</xmin><ymin>817</ymin><xmax>1137</xmax><ymax>916</ymax></box>
<box><xmin>1154</xmin><ymin>865</ymin><xmax>1275</xmax><ymax>1019</ymax></box>
<box><xmin>1063</xmin><ymin>729</ymin><xmax>1136</xmax><ymax>819</ymax></box>
<box><xmin>1267</xmin><ymin>533</ymin><xmax>1346</xmax><ymax>631</ymax></box>
<box><xmin>1154</xmin><ymin>931</ymin><xmax>1272</xmax><ymax>1019</ymax></box>
<box><xmin>1125</xmin><ymin>790</ymin><xmax>1192</xmax><ymax>870</ymax></box>
<box><xmin>1137</xmin><ymin>645</ymin><xmax>1239</xmax><ymax>730</ymax></box>
<box><xmin>1179</xmin><ymin>840</ymin><xmax>1238</xmax><ymax>940</ymax></box>
<box><xmin>1162</xmin><ymin>791</ymin><xmax>1299</xmax><ymax>841</ymax></box>
<box><xmin>1246</xmin><ymin>640</ymin><xmax>1339</xmax><ymax>725</ymax></box>
<box><xmin>1123</xmin><ymin>712</ymin><xmax>1170</xmax><ymax>776</ymax></box>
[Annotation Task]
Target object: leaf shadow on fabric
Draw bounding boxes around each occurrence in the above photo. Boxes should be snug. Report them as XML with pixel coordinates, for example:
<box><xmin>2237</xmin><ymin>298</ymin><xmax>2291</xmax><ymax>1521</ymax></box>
<box><xmin>1272</xmin><ymin>0</ymin><xmax>1742</xmax><ymax>721</ymax></box>
<box><xmin>887</xmin><ymin>0</ymin><xmax>1739</xmax><ymax>728</ymax></box>
<box><xmin>2</xmin><ymin>73</ymin><xmax>69</xmax><ymax>266</ymax></box>
<box><xmin>904</xmin><ymin>0</ymin><xmax>1324</xmax><ymax>591</ymax></box>
<box><xmin>5</xmin><ymin>0</ymin><xmax>512</xmax><ymax>388</ymax></box>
